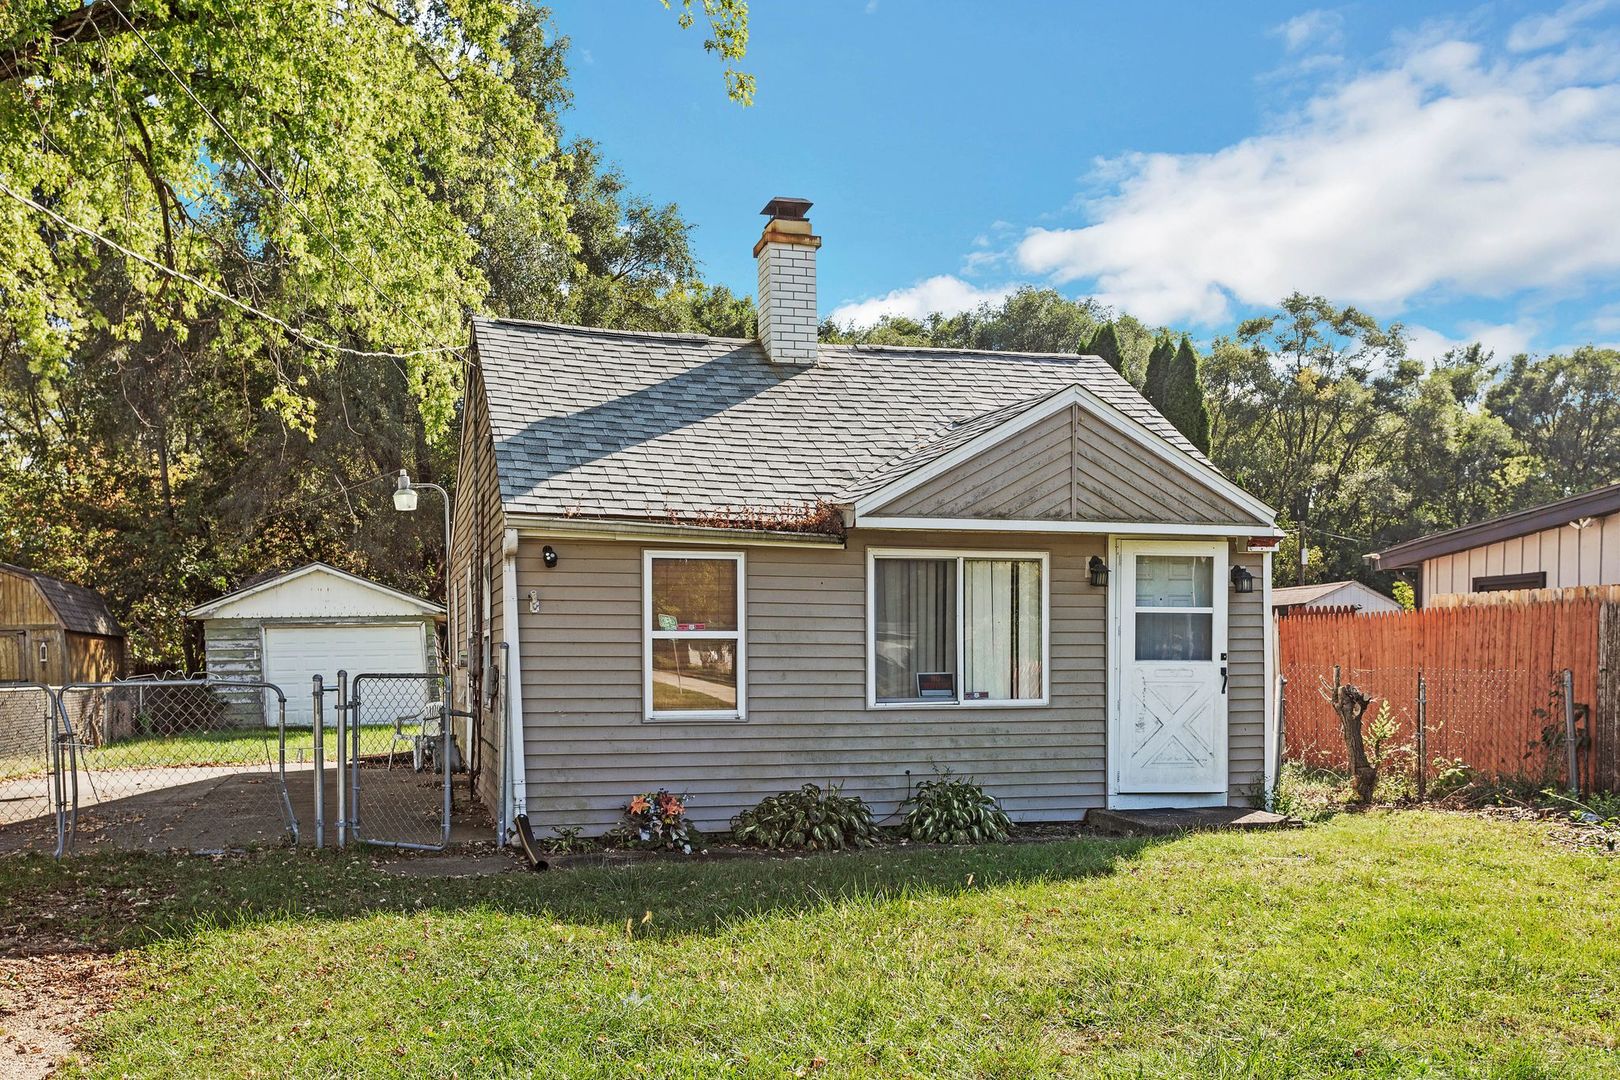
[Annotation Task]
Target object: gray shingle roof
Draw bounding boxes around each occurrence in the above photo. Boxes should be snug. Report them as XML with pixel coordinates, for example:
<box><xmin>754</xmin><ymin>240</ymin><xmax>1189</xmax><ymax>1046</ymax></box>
<box><xmin>474</xmin><ymin>319</ymin><xmax>1210</xmax><ymax>521</ymax></box>
<box><xmin>1</xmin><ymin>563</ymin><xmax>123</xmax><ymax>636</ymax></box>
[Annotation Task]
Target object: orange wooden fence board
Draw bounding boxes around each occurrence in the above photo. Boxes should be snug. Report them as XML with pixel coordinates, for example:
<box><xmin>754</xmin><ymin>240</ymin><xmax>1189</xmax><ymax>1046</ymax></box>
<box><xmin>1277</xmin><ymin>600</ymin><xmax>1608</xmax><ymax>790</ymax></box>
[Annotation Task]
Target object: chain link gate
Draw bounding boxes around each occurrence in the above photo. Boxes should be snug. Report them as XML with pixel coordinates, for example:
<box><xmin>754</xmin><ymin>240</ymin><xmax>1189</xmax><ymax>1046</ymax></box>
<box><xmin>341</xmin><ymin>672</ymin><xmax>451</xmax><ymax>849</ymax></box>
<box><xmin>51</xmin><ymin>680</ymin><xmax>298</xmax><ymax>853</ymax></box>
<box><xmin>0</xmin><ymin>682</ymin><xmax>71</xmax><ymax>855</ymax></box>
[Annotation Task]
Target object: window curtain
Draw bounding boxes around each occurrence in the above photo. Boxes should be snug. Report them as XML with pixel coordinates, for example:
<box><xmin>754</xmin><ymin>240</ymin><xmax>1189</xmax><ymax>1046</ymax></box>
<box><xmin>963</xmin><ymin>560</ymin><xmax>1043</xmax><ymax>700</ymax></box>
<box><xmin>875</xmin><ymin>559</ymin><xmax>956</xmax><ymax>701</ymax></box>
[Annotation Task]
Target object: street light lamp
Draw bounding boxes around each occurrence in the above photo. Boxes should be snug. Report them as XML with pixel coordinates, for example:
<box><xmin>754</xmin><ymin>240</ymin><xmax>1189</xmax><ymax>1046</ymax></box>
<box><xmin>393</xmin><ymin>468</ymin><xmax>451</xmax><ymax>624</ymax></box>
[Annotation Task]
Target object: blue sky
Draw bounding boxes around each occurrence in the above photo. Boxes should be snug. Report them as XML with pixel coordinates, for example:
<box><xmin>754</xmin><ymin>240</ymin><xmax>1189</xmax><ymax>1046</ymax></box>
<box><xmin>551</xmin><ymin>1</ymin><xmax>1620</xmax><ymax>358</ymax></box>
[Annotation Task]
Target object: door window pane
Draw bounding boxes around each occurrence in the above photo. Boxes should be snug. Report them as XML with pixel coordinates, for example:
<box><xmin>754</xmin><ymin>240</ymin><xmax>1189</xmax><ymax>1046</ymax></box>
<box><xmin>1135</xmin><ymin>612</ymin><xmax>1213</xmax><ymax>661</ymax></box>
<box><xmin>650</xmin><ymin>558</ymin><xmax>738</xmax><ymax>631</ymax></box>
<box><xmin>963</xmin><ymin>559</ymin><xmax>1043</xmax><ymax>700</ymax></box>
<box><xmin>1135</xmin><ymin>555</ymin><xmax>1213</xmax><ymax>608</ymax></box>
<box><xmin>650</xmin><ymin>639</ymin><xmax>738</xmax><ymax>711</ymax></box>
<box><xmin>874</xmin><ymin>559</ymin><xmax>957</xmax><ymax>702</ymax></box>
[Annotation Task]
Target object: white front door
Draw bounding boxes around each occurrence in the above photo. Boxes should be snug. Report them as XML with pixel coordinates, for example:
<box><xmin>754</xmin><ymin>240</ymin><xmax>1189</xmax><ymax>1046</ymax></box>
<box><xmin>1112</xmin><ymin>540</ymin><xmax>1228</xmax><ymax>803</ymax></box>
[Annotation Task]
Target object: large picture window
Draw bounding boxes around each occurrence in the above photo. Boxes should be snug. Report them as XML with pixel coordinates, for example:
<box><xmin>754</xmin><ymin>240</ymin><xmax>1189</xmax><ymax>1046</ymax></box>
<box><xmin>644</xmin><ymin>552</ymin><xmax>745</xmax><ymax>721</ymax></box>
<box><xmin>869</xmin><ymin>550</ymin><xmax>1047</xmax><ymax>707</ymax></box>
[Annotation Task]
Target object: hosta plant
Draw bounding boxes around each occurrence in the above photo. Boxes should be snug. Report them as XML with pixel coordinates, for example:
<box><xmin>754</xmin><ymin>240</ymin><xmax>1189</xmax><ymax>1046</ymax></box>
<box><xmin>613</xmin><ymin>788</ymin><xmax>696</xmax><ymax>853</ymax></box>
<box><xmin>904</xmin><ymin>772</ymin><xmax>1011</xmax><ymax>844</ymax></box>
<box><xmin>731</xmin><ymin>783</ymin><xmax>879</xmax><ymax>850</ymax></box>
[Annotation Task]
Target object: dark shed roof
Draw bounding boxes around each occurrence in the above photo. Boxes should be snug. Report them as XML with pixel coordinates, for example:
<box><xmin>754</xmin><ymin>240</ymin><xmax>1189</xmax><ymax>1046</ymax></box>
<box><xmin>1370</xmin><ymin>482</ymin><xmax>1620</xmax><ymax>570</ymax></box>
<box><xmin>0</xmin><ymin>563</ymin><xmax>123</xmax><ymax>636</ymax></box>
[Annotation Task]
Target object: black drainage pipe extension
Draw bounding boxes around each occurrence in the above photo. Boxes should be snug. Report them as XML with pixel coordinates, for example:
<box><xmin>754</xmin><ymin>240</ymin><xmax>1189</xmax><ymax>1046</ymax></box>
<box><xmin>512</xmin><ymin>814</ymin><xmax>549</xmax><ymax>871</ymax></box>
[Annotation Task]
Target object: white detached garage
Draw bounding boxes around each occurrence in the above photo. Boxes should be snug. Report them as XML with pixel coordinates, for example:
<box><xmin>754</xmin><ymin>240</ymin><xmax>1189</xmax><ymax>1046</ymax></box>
<box><xmin>187</xmin><ymin>563</ymin><xmax>443</xmax><ymax>727</ymax></box>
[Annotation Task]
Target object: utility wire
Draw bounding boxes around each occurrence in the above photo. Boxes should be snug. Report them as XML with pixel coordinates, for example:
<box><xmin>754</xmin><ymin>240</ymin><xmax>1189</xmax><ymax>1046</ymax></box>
<box><xmin>0</xmin><ymin>178</ymin><xmax>459</xmax><ymax>361</ymax></box>
<box><xmin>108</xmin><ymin>3</ymin><xmax>464</xmax><ymax>363</ymax></box>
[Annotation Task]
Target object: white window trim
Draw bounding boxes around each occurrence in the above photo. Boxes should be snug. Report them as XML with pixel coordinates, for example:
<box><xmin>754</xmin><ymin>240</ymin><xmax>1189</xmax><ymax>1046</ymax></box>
<box><xmin>865</xmin><ymin>547</ymin><xmax>1052</xmax><ymax>710</ymax></box>
<box><xmin>643</xmin><ymin>549</ymin><xmax>747</xmax><ymax>723</ymax></box>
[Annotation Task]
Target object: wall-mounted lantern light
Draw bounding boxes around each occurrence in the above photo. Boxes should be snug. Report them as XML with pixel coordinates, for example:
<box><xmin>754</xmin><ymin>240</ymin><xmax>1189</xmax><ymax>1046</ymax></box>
<box><xmin>527</xmin><ymin>589</ymin><xmax>541</xmax><ymax>614</ymax></box>
<box><xmin>1088</xmin><ymin>555</ymin><xmax>1110</xmax><ymax>587</ymax></box>
<box><xmin>1230</xmin><ymin>565</ymin><xmax>1255</xmax><ymax>593</ymax></box>
<box><xmin>38</xmin><ymin>641</ymin><xmax>47</xmax><ymax>666</ymax></box>
<box><xmin>542</xmin><ymin>545</ymin><xmax>558</xmax><ymax>568</ymax></box>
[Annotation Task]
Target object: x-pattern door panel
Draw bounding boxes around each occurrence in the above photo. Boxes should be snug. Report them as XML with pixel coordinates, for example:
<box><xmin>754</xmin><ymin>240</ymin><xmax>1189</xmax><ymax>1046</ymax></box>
<box><xmin>1116</xmin><ymin>541</ymin><xmax>1228</xmax><ymax>795</ymax></box>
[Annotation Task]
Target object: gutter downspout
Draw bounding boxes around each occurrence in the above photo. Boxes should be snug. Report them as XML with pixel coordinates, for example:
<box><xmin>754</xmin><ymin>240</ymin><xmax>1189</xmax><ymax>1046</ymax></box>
<box><xmin>500</xmin><ymin>527</ymin><xmax>528</xmax><ymax>838</ymax></box>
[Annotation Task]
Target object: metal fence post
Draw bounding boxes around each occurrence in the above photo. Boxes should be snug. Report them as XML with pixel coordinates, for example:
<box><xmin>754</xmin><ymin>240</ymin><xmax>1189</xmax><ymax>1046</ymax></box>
<box><xmin>1415</xmin><ymin>670</ymin><xmax>1427</xmax><ymax>801</ymax></box>
<box><xmin>335</xmin><ymin>669</ymin><xmax>348</xmax><ymax>848</ymax></box>
<box><xmin>441</xmin><ymin>682</ymin><xmax>453</xmax><ymax>849</ymax></box>
<box><xmin>1563</xmin><ymin>667</ymin><xmax>1579</xmax><ymax>796</ymax></box>
<box><xmin>312</xmin><ymin>675</ymin><xmax>325</xmax><ymax>849</ymax></box>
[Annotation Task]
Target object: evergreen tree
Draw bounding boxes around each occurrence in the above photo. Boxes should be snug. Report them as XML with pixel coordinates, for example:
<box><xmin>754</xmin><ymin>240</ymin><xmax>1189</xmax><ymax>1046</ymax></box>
<box><xmin>1143</xmin><ymin>334</ymin><xmax>1176</xmax><ymax>413</ymax></box>
<box><xmin>1165</xmin><ymin>336</ymin><xmax>1213</xmax><ymax>452</ymax></box>
<box><xmin>1083</xmin><ymin>322</ymin><xmax>1126</xmax><ymax>376</ymax></box>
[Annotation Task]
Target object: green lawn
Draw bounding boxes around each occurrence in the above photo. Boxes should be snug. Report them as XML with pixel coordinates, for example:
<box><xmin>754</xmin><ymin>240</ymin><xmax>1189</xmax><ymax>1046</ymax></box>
<box><xmin>6</xmin><ymin>812</ymin><xmax>1618</xmax><ymax>1077</ymax></box>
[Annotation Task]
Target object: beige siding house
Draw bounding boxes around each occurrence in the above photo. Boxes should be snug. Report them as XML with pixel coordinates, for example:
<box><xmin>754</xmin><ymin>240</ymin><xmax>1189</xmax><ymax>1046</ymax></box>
<box><xmin>450</xmin><ymin>198</ymin><xmax>1282</xmax><ymax>839</ymax></box>
<box><xmin>1370</xmin><ymin>484</ymin><xmax>1620</xmax><ymax>606</ymax></box>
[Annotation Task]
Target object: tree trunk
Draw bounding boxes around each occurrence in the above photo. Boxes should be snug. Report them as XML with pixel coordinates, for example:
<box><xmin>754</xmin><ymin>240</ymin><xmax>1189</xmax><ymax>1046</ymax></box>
<box><xmin>1334</xmin><ymin>683</ymin><xmax>1377</xmax><ymax>802</ymax></box>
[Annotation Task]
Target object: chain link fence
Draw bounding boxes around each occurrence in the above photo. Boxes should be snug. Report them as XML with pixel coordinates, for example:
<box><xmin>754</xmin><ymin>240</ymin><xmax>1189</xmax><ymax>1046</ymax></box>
<box><xmin>0</xmin><ymin>683</ymin><xmax>66</xmax><ymax>854</ymax></box>
<box><xmin>1281</xmin><ymin>664</ymin><xmax>1583</xmax><ymax>797</ymax></box>
<box><xmin>345</xmin><ymin>673</ymin><xmax>451</xmax><ymax>849</ymax></box>
<box><xmin>53</xmin><ymin>680</ymin><xmax>297</xmax><ymax>853</ymax></box>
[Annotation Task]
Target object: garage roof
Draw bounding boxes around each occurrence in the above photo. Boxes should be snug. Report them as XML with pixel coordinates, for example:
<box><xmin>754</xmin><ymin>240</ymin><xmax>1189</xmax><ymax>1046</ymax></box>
<box><xmin>185</xmin><ymin>563</ymin><xmax>444</xmax><ymax>620</ymax></box>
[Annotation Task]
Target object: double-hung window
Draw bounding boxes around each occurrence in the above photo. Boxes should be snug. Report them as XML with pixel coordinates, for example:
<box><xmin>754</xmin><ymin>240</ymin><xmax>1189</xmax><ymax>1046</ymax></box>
<box><xmin>644</xmin><ymin>551</ymin><xmax>746</xmax><ymax>721</ymax></box>
<box><xmin>868</xmin><ymin>550</ymin><xmax>1048</xmax><ymax>707</ymax></box>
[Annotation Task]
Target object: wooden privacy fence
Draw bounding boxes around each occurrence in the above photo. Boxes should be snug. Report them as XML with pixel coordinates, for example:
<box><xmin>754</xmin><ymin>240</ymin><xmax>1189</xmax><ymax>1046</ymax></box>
<box><xmin>1277</xmin><ymin>598</ymin><xmax>1618</xmax><ymax>793</ymax></box>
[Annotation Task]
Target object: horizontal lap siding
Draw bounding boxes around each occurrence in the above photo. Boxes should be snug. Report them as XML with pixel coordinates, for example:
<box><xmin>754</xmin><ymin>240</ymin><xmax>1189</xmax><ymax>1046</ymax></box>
<box><xmin>202</xmin><ymin>620</ymin><xmax>264</xmax><ymax>726</ymax></box>
<box><xmin>518</xmin><ymin>531</ymin><xmax>1109</xmax><ymax>833</ymax></box>
<box><xmin>1227</xmin><ymin>551</ymin><xmax>1266</xmax><ymax>799</ymax></box>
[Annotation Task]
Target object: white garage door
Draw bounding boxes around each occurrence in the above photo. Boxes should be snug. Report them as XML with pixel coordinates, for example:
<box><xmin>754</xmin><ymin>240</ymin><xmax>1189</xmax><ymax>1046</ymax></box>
<box><xmin>264</xmin><ymin>624</ymin><xmax>427</xmax><ymax>728</ymax></box>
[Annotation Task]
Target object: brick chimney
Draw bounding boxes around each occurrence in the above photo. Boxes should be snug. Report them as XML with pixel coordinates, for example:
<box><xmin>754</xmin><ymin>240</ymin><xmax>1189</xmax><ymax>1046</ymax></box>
<box><xmin>754</xmin><ymin>197</ymin><xmax>820</xmax><ymax>365</ymax></box>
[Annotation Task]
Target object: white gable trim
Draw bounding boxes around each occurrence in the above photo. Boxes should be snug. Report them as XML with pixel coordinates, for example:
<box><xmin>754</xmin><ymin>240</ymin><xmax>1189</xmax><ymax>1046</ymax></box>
<box><xmin>852</xmin><ymin>384</ymin><xmax>1277</xmax><ymax>526</ymax></box>
<box><xmin>186</xmin><ymin>562</ymin><xmax>444</xmax><ymax>619</ymax></box>
<box><xmin>857</xmin><ymin>517</ymin><xmax>1282</xmax><ymax>538</ymax></box>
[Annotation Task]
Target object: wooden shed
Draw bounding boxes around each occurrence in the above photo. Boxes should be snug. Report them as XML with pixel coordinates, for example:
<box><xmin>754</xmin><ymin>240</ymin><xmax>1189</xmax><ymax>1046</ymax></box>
<box><xmin>0</xmin><ymin>563</ymin><xmax>126</xmax><ymax>685</ymax></box>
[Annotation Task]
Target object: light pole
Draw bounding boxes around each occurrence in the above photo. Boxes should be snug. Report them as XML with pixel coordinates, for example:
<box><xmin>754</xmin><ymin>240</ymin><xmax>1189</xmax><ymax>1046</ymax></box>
<box><xmin>394</xmin><ymin>468</ymin><xmax>452</xmax><ymax>651</ymax></box>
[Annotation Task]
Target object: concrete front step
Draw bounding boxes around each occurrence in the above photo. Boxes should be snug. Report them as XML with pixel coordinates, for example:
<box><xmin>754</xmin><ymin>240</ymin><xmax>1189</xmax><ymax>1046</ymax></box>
<box><xmin>1083</xmin><ymin>806</ymin><xmax>1298</xmax><ymax>838</ymax></box>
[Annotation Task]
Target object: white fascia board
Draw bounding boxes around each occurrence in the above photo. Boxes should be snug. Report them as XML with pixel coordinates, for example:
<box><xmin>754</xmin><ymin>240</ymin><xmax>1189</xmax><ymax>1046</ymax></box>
<box><xmin>506</xmin><ymin>514</ymin><xmax>846</xmax><ymax>548</ymax></box>
<box><xmin>856</xmin><ymin>517</ymin><xmax>1285</xmax><ymax>538</ymax></box>
<box><xmin>852</xmin><ymin>383</ymin><xmax>1277</xmax><ymax>526</ymax></box>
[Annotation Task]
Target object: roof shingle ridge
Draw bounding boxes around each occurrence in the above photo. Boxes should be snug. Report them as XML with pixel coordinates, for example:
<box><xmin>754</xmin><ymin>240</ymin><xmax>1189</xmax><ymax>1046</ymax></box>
<box><xmin>475</xmin><ymin>316</ymin><xmax>749</xmax><ymax>345</ymax></box>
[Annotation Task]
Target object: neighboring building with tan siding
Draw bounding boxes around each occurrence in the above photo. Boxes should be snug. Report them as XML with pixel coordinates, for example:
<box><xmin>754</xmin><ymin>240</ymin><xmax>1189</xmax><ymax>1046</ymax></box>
<box><xmin>450</xmin><ymin>197</ymin><xmax>1283</xmax><ymax>841</ymax></box>
<box><xmin>1370</xmin><ymin>484</ymin><xmax>1620</xmax><ymax>606</ymax></box>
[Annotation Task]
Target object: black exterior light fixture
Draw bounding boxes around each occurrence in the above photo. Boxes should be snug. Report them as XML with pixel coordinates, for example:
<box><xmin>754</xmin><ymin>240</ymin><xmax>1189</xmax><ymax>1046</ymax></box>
<box><xmin>1088</xmin><ymin>555</ymin><xmax>1111</xmax><ymax>587</ymax></box>
<box><xmin>542</xmin><ymin>545</ymin><xmax>558</xmax><ymax>568</ymax></box>
<box><xmin>1231</xmin><ymin>565</ymin><xmax>1255</xmax><ymax>593</ymax></box>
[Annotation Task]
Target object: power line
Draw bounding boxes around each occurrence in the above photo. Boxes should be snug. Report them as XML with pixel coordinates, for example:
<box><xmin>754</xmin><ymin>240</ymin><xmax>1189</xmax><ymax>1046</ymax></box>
<box><xmin>107</xmin><ymin>3</ymin><xmax>464</xmax><ymax>364</ymax></box>
<box><xmin>0</xmin><ymin>178</ymin><xmax>460</xmax><ymax>362</ymax></box>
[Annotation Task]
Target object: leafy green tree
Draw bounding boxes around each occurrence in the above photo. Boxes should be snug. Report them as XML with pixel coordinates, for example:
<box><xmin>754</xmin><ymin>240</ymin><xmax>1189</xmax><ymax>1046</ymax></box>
<box><xmin>1162</xmin><ymin>336</ymin><xmax>1212</xmax><ymax>453</ymax></box>
<box><xmin>0</xmin><ymin>1</ymin><xmax>751</xmax><ymax>666</ymax></box>
<box><xmin>1084</xmin><ymin>322</ymin><xmax>1125</xmax><ymax>376</ymax></box>
<box><xmin>1203</xmin><ymin>294</ymin><xmax>1414</xmax><ymax>584</ymax></box>
<box><xmin>1142</xmin><ymin>335</ymin><xmax>1175</xmax><ymax>414</ymax></box>
<box><xmin>1485</xmin><ymin>347</ymin><xmax>1620</xmax><ymax>502</ymax></box>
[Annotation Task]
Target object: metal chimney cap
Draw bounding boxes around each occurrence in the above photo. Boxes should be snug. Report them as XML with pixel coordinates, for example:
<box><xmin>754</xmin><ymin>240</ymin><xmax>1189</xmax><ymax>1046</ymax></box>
<box><xmin>760</xmin><ymin>197</ymin><xmax>813</xmax><ymax>220</ymax></box>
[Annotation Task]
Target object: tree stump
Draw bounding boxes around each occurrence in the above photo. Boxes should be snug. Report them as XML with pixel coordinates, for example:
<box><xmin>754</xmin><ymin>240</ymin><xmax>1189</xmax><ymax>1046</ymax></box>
<box><xmin>1333</xmin><ymin>683</ymin><xmax>1377</xmax><ymax>803</ymax></box>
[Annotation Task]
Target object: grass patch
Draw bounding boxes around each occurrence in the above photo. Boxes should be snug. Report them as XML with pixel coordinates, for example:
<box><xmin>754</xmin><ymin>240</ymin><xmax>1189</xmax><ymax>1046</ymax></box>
<box><xmin>6</xmin><ymin>812</ymin><xmax>1617</xmax><ymax>1077</ymax></box>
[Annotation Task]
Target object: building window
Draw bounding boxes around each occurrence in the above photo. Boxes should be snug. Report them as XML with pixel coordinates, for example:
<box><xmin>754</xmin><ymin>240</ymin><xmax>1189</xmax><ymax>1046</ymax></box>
<box><xmin>1472</xmin><ymin>571</ymin><xmax>1546</xmax><ymax>593</ymax></box>
<box><xmin>868</xmin><ymin>550</ymin><xmax>1048</xmax><ymax>707</ymax></box>
<box><xmin>644</xmin><ymin>551</ymin><xmax>745</xmax><ymax>721</ymax></box>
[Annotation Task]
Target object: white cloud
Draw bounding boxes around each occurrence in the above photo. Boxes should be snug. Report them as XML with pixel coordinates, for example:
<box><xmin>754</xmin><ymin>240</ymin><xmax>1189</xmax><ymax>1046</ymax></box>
<box><xmin>1506</xmin><ymin>0</ymin><xmax>1614</xmax><ymax>52</ymax></box>
<box><xmin>828</xmin><ymin>275</ymin><xmax>1015</xmax><ymax>327</ymax></box>
<box><xmin>1273</xmin><ymin>9</ymin><xmax>1345</xmax><ymax>53</ymax></box>
<box><xmin>1014</xmin><ymin>26</ymin><xmax>1620</xmax><ymax>326</ymax></box>
<box><xmin>1404</xmin><ymin>320</ymin><xmax>1536</xmax><ymax>362</ymax></box>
